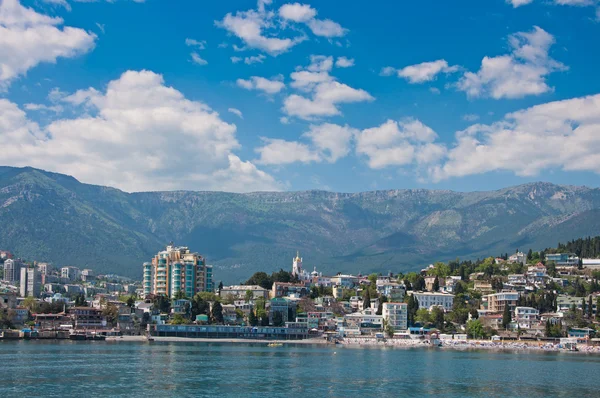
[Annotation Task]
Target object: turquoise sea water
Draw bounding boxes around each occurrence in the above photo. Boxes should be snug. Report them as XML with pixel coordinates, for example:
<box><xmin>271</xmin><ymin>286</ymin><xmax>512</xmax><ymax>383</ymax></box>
<box><xmin>1</xmin><ymin>340</ymin><xmax>600</xmax><ymax>397</ymax></box>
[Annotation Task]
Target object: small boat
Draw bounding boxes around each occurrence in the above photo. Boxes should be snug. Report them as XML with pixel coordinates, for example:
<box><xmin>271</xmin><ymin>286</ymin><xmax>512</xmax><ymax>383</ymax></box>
<box><xmin>267</xmin><ymin>343</ymin><xmax>283</xmax><ymax>347</ymax></box>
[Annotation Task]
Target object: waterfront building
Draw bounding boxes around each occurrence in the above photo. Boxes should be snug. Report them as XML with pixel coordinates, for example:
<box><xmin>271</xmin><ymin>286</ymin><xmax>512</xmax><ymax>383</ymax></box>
<box><xmin>330</xmin><ymin>274</ymin><xmax>359</xmax><ymax>289</ymax></box>
<box><xmin>514</xmin><ymin>306</ymin><xmax>540</xmax><ymax>329</ymax></box>
<box><xmin>382</xmin><ymin>302</ymin><xmax>408</xmax><ymax>331</ymax></box>
<box><xmin>142</xmin><ymin>243</ymin><xmax>213</xmax><ymax>297</ymax></box>
<box><xmin>219</xmin><ymin>285</ymin><xmax>269</xmax><ymax>300</ymax></box>
<box><xmin>3</xmin><ymin>259</ymin><xmax>22</xmax><ymax>283</ymax></box>
<box><xmin>70</xmin><ymin>307</ymin><xmax>105</xmax><ymax>329</ymax></box>
<box><xmin>485</xmin><ymin>291</ymin><xmax>519</xmax><ymax>313</ymax></box>
<box><xmin>269</xmin><ymin>297</ymin><xmax>297</xmax><ymax>324</ymax></box>
<box><xmin>412</xmin><ymin>292</ymin><xmax>455</xmax><ymax>311</ymax></box>
<box><xmin>19</xmin><ymin>266</ymin><xmax>41</xmax><ymax>298</ymax></box>
<box><xmin>582</xmin><ymin>258</ymin><xmax>600</xmax><ymax>269</ymax></box>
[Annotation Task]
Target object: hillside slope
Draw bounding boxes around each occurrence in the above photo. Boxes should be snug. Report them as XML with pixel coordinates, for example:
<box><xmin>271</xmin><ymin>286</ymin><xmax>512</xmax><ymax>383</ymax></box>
<box><xmin>2</xmin><ymin>166</ymin><xmax>600</xmax><ymax>282</ymax></box>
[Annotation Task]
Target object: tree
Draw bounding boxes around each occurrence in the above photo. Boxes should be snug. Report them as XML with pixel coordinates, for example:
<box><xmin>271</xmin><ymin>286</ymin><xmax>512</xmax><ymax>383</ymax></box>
<box><xmin>126</xmin><ymin>296</ymin><xmax>135</xmax><ymax>308</ymax></box>
<box><xmin>102</xmin><ymin>303</ymin><xmax>119</xmax><ymax>327</ymax></box>
<box><xmin>245</xmin><ymin>290</ymin><xmax>254</xmax><ymax>302</ymax></box>
<box><xmin>174</xmin><ymin>290</ymin><xmax>187</xmax><ymax>300</ymax></box>
<box><xmin>415</xmin><ymin>308</ymin><xmax>431</xmax><ymax>326</ymax></box>
<box><xmin>433</xmin><ymin>276</ymin><xmax>440</xmax><ymax>292</ymax></box>
<box><xmin>431</xmin><ymin>307</ymin><xmax>445</xmax><ymax>330</ymax></box>
<box><xmin>211</xmin><ymin>301</ymin><xmax>224</xmax><ymax>324</ymax></box>
<box><xmin>22</xmin><ymin>297</ymin><xmax>38</xmax><ymax>312</ymax></box>
<box><xmin>218</xmin><ymin>281</ymin><xmax>224</xmax><ymax>292</ymax></box>
<box><xmin>414</xmin><ymin>276</ymin><xmax>426</xmax><ymax>292</ymax></box>
<box><xmin>376</xmin><ymin>295</ymin><xmax>387</xmax><ymax>316</ymax></box>
<box><xmin>406</xmin><ymin>295</ymin><xmax>419</xmax><ymax>326</ymax></box>
<box><xmin>467</xmin><ymin>319</ymin><xmax>484</xmax><ymax>339</ymax></box>
<box><xmin>170</xmin><ymin>314</ymin><xmax>187</xmax><ymax>325</ymax></box>
<box><xmin>502</xmin><ymin>304</ymin><xmax>512</xmax><ymax>329</ymax></box>
<box><xmin>248</xmin><ymin>309</ymin><xmax>258</xmax><ymax>326</ymax></box>
<box><xmin>362</xmin><ymin>289</ymin><xmax>371</xmax><ymax>310</ymax></box>
<box><xmin>587</xmin><ymin>296</ymin><xmax>593</xmax><ymax>319</ymax></box>
<box><xmin>245</xmin><ymin>272</ymin><xmax>272</xmax><ymax>290</ymax></box>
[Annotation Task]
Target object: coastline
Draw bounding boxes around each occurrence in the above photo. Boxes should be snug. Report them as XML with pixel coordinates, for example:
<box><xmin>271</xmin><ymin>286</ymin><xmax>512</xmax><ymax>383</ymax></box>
<box><xmin>101</xmin><ymin>335</ymin><xmax>600</xmax><ymax>355</ymax></box>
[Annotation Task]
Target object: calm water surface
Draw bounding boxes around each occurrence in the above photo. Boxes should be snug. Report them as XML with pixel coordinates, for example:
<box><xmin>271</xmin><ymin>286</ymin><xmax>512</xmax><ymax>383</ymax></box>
<box><xmin>1</xmin><ymin>340</ymin><xmax>599</xmax><ymax>397</ymax></box>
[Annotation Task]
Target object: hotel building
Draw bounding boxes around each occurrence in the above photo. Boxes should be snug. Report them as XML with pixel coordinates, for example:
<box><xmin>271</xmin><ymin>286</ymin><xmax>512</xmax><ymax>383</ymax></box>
<box><xmin>143</xmin><ymin>244</ymin><xmax>213</xmax><ymax>298</ymax></box>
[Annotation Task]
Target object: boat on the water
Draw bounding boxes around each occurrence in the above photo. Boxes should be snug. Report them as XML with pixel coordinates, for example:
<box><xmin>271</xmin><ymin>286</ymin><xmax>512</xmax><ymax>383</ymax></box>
<box><xmin>267</xmin><ymin>343</ymin><xmax>283</xmax><ymax>347</ymax></box>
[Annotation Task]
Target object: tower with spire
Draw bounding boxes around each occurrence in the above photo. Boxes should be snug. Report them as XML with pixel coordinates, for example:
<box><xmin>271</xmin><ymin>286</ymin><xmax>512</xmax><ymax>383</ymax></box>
<box><xmin>292</xmin><ymin>251</ymin><xmax>303</xmax><ymax>276</ymax></box>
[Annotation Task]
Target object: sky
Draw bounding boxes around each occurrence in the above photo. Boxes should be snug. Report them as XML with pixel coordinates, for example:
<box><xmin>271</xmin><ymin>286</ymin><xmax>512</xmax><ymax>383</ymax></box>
<box><xmin>1</xmin><ymin>0</ymin><xmax>600</xmax><ymax>193</ymax></box>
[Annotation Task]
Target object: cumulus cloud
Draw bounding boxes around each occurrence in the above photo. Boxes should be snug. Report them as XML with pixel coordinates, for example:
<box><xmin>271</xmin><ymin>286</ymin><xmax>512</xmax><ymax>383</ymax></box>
<box><xmin>381</xmin><ymin>60</ymin><xmax>459</xmax><ymax>84</ymax></box>
<box><xmin>278</xmin><ymin>2</ymin><xmax>316</xmax><ymax>22</ymax></box>
<box><xmin>355</xmin><ymin>119</ymin><xmax>445</xmax><ymax>169</ymax></box>
<box><xmin>283</xmin><ymin>55</ymin><xmax>373</xmax><ymax>119</ymax></box>
<box><xmin>236</xmin><ymin>75</ymin><xmax>285</xmax><ymax>94</ymax></box>
<box><xmin>463</xmin><ymin>114</ymin><xmax>480</xmax><ymax>122</ymax></box>
<box><xmin>335</xmin><ymin>56</ymin><xmax>355</xmax><ymax>68</ymax></box>
<box><xmin>456</xmin><ymin>26</ymin><xmax>567</xmax><ymax>99</ymax></box>
<box><xmin>431</xmin><ymin>93</ymin><xmax>600</xmax><ymax>181</ymax></box>
<box><xmin>0</xmin><ymin>70</ymin><xmax>280</xmax><ymax>192</ymax></box>
<box><xmin>255</xmin><ymin>123</ymin><xmax>357</xmax><ymax>165</ymax></box>
<box><xmin>0</xmin><ymin>0</ymin><xmax>96</xmax><ymax>89</ymax></box>
<box><xmin>507</xmin><ymin>0</ymin><xmax>534</xmax><ymax>7</ymax></box>
<box><xmin>217</xmin><ymin>1</ymin><xmax>346</xmax><ymax>56</ymax></box>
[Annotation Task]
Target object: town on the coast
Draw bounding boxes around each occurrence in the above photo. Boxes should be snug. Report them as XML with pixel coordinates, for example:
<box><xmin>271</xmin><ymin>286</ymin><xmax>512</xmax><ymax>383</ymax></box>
<box><xmin>3</xmin><ymin>237</ymin><xmax>600</xmax><ymax>353</ymax></box>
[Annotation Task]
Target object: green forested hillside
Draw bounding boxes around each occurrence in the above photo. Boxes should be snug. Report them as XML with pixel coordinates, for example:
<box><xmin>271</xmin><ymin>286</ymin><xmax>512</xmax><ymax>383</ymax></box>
<box><xmin>2</xmin><ymin>166</ymin><xmax>600</xmax><ymax>282</ymax></box>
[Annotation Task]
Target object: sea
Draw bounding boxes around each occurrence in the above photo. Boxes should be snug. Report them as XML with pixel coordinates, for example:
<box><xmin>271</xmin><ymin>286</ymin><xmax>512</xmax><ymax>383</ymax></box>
<box><xmin>1</xmin><ymin>340</ymin><xmax>599</xmax><ymax>397</ymax></box>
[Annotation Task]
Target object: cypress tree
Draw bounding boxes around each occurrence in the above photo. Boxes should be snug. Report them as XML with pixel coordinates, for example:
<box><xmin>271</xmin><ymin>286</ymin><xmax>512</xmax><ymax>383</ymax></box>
<box><xmin>433</xmin><ymin>276</ymin><xmax>440</xmax><ymax>292</ymax></box>
<box><xmin>502</xmin><ymin>303</ymin><xmax>512</xmax><ymax>329</ymax></box>
<box><xmin>362</xmin><ymin>289</ymin><xmax>371</xmax><ymax>310</ymax></box>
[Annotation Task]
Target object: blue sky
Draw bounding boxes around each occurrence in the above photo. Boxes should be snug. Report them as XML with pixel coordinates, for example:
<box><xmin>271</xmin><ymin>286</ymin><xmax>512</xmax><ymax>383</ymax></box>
<box><xmin>1</xmin><ymin>0</ymin><xmax>600</xmax><ymax>193</ymax></box>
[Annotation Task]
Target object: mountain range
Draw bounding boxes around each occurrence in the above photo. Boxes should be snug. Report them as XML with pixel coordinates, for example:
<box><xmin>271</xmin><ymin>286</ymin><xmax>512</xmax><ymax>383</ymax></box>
<box><xmin>2</xmin><ymin>166</ymin><xmax>600</xmax><ymax>283</ymax></box>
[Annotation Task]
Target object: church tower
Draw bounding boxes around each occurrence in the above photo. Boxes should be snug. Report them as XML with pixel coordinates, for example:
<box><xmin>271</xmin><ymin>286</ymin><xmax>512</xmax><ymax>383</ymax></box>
<box><xmin>292</xmin><ymin>251</ymin><xmax>303</xmax><ymax>276</ymax></box>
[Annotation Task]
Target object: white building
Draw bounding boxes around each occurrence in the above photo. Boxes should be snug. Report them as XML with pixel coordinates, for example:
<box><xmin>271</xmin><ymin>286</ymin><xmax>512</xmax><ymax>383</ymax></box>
<box><xmin>582</xmin><ymin>259</ymin><xmax>600</xmax><ymax>269</ymax></box>
<box><xmin>382</xmin><ymin>302</ymin><xmax>408</xmax><ymax>331</ymax></box>
<box><xmin>412</xmin><ymin>292</ymin><xmax>455</xmax><ymax>312</ymax></box>
<box><xmin>292</xmin><ymin>252</ymin><xmax>303</xmax><ymax>277</ymax></box>
<box><xmin>219</xmin><ymin>285</ymin><xmax>269</xmax><ymax>300</ymax></box>
<box><xmin>20</xmin><ymin>267</ymin><xmax>41</xmax><ymax>298</ymax></box>
<box><xmin>2</xmin><ymin>259</ymin><xmax>22</xmax><ymax>283</ymax></box>
<box><xmin>514</xmin><ymin>306</ymin><xmax>540</xmax><ymax>329</ymax></box>
<box><xmin>330</xmin><ymin>275</ymin><xmax>359</xmax><ymax>289</ymax></box>
<box><xmin>61</xmin><ymin>266</ymin><xmax>81</xmax><ymax>282</ymax></box>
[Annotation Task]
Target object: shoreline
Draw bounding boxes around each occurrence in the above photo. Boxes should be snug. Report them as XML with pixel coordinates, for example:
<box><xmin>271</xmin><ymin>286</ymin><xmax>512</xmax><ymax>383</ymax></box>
<box><xmin>5</xmin><ymin>335</ymin><xmax>600</xmax><ymax>355</ymax></box>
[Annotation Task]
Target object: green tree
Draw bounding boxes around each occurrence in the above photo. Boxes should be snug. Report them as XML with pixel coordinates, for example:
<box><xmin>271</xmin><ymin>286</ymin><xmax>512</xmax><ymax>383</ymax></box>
<box><xmin>415</xmin><ymin>308</ymin><xmax>431</xmax><ymax>326</ymax></box>
<box><xmin>376</xmin><ymin>295</ymin><xmax>387</xmax><ymax>316</ymax></box>
<box><xmin>502</xmin><ymin>303</ymin><xmax>512</xmax><ymax>329</ymax></box>
<box><xmin>431</xmin><ymin>307</ymin><xmax>445</xmax><ymax>330</ymax></box>
<box><xmin>126</xmin><ymin>296</ymin><xmax>135</xmax><ymax>308</ymax></box>
<box><xmin>170</xmin><ymin>314</ymin><xmax>187</xmax><ymax>325</ymax></box>
<box><xmin>588</xmin><ymin>295</ymin><xmax>593</xmax><ymax>319</ymax></box>
<box><xmin>406</xmin><ymin>295</ymin><xmax>419</xmax><ymax>326</ymax></box>
<box><xmin>467</xmin><ymin>319</ymin><xmax>484</xmax><ymax>339</ymax></box>
<box><xmin>174</xmin><ymin>290</ymin><xmax>187</xmax><ymax>300</ymax></box>
<box><xmin>362</xmin><ymin>289</ymin><xmax>371</xmax><ymax>310</ymax></box>
<box><xmin>433</xmin><ymin>276</ymin><xmax>440</xmax><ymax>292</ymax></box>
<box><xmin>248</xmin><ymin>309</ymin><xmax>258</xmax><ymax>326</ymax></box>
<box><xmin>245</xmin><ymin>290</ymin><xmax>254</xmax><ymax>302</ymax></box>
<box><xmin>102</xmin><ymin>303</ymin><xmax>119</xmax><ymax>327</ymax></box>
<box><xmin>211</xmin><ymin>301</ymin><xmax>224</xmax><ymax>324</ymax></box>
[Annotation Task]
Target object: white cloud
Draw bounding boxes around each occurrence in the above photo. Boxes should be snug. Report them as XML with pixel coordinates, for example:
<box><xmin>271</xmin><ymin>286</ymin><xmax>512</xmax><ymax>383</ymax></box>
<box><xmin>456</xmin><ymin>26</ymin><xmax>567</xmax><ymax>99</ymax></box>
<box><xmin>382</xmin><ymin>60</ymin><xmax>459</xmax><ymax>84</ymax></box>
<box><xmin>228</xmin><ymin>108</ymin><xmax>243</xmax><ymax>118</ymax></box>
<box><xmin>216</xmin><ymin>5</ymin><xmax>303</xmax><ymax>56</ymax></box>
<box><xmin>217</xmin><ymin>1</ymin><xmax>346</xmax><ymax>56</ymax></box>
<box><xmin>507</xmin><ymin>0</ymin><xmax>534</xmax><ymax>7</ymax></box>
<box><xmin>190</xmin><ymin>53</ymin><xmax>208</xmax><ymax>65</ymax></box>
<box><xmin>283</xmin><ymin>56</ymin><xmax>373</xmax><ymax>120</ymax></box>
<box><xmin>278</xmin><ymin>3</ymin><xmax>316</xmax><ymax>22</ymax></box>
<box><xmin>0</xmin><ymin>70</ymin><xmax>280</xmax><ymax>192</ymax></box>
<box><xmin>24</xmin><ymin>103</ymin><xmax>63</xmax><ymax>113</ymax></box>
<box><xmin>42</xmin><ymin>0</ymin><xmax>71</xmax><ymax>11</ymax></box>
<box><xmin>355</xmin><ymin>119</ymin><xmax>445</xmax><ymax>169</ymax></box>
<box><xmin>306</xmin><ymin>18</ymin><xmax>347</xmax><ymax>38</ymax></box>
<box><xmin>231</xmin><ymin>56</ymin><xmax>243</xmax><ymax>64</ymax></box>
<box><xmin>244</xmin><ymin>54</ymin><xmax>267</xmax><ymax>64</ymax></box>
<box><xmin>255</xmin><ymin>138</ymin><xmax>320</xmax><ymax>165</ymax></box>
<box><xmin>431</xmin><ymin>93</ymin><xmax>600</xmax><ymax>181</ymax></box>
<box><xmin>255</xmin><ymin>122</ymin><xmax>356</xmax><ymax>165</ymax></box>
<box><xmin>462</xmin><ymin>114</ymin><xmax>480</xmax><ymax>122</ymax></box>
<box><xmin>335</xmin><ymin>56</ymin><xmax>354</xmax><ymax>68</ymax></box>
<box><xmin>0</xmin><ymin>0</ymin><xmax>96</xmax><ymax>89</ymax></box>
<box><xmin>185</xmin><ymin>38</ymin><xmax>206</xmax><ymax>49</ymax></box>
<box><xmin>237</xmin><ymin>76</ymin><xmax>285</xmax><ymax>94</ymax></box>
<box><xmin>303</xmin><ymin>123</ymin><xmax>357</xmax><ymax>162</ymax></box>
<box><xmin>95</xmin><ymin>23</ymin><xmax>105</xmax><ymax>34</ymax></box>
<box><xmin>429</xmin><ymin>87</ymin><xmax>441</xmax><ymax>94</ymax></box>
